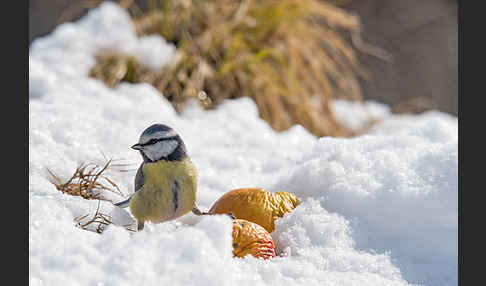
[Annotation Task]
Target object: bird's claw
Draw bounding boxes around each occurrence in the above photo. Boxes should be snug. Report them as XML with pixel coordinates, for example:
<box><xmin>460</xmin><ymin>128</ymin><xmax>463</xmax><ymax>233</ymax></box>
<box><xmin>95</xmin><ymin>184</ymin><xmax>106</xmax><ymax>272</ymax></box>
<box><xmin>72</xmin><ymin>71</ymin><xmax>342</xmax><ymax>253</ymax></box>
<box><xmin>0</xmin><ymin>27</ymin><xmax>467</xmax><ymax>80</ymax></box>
<box><xmin>192</xmin><ymin>207</ymin><xmax>208</xmax><ymax>216</ymax></box>
<box><xmin>192</xmin><ymin>207</ymin><xmax>236</xmax><ymax>219</ymax></box>
<box><xmin>227</xmin><ymin>212</ymin><xmax>236</xmax><ymax>220</ymax></box>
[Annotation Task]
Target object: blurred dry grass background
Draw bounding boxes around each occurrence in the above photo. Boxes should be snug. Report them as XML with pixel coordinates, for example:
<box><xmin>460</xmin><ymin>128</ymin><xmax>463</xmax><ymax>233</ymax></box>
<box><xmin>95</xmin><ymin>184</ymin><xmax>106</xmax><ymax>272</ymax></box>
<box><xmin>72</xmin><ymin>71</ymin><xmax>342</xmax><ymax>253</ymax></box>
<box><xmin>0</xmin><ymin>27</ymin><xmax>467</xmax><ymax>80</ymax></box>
<box><xmin>90</xmin><ymin>0</ymin><xmax>386</xmax><ymax>137</ymax></box>
<box><xmin>30</xmin><ymin>0</ymin><xmax>458</xmax><ymax>137</ymax></box>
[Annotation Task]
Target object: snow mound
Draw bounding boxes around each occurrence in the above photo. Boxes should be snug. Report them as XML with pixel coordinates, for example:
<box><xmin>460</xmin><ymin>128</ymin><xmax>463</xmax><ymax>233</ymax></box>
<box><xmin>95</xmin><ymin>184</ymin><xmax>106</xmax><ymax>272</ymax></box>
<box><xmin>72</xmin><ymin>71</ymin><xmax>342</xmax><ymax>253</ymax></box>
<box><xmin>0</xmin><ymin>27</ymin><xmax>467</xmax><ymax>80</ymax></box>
<box><xmin>275</xmin><ymin>111</ymin><xmax>457</xmax><ymax>285</ymax></box>
<box><xmin>29</xmin><ymin>2</ymin><xmax>457</xmax><ymax>286</ymax></box>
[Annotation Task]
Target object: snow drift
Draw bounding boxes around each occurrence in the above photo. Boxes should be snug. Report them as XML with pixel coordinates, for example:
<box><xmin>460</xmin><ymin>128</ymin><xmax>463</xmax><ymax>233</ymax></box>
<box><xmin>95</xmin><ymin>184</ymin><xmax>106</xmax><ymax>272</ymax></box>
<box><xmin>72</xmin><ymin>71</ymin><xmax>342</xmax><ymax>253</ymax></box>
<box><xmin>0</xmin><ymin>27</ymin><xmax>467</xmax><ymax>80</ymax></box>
<box><xmin>29</xmin><ymin>3</ymin><xmax>457</xmax><ymax>286</ymax></box>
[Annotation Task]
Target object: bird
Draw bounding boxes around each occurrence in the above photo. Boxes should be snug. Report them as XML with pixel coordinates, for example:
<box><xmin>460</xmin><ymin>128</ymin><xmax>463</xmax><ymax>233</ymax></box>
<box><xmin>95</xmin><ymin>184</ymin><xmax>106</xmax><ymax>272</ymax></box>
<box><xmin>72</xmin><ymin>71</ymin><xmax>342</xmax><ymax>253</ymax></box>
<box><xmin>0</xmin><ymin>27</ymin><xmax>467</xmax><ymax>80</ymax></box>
<box><xmin>114</xmin><ymin>124</ymin><xmax>206</xmax><ymax>231</ymax></box>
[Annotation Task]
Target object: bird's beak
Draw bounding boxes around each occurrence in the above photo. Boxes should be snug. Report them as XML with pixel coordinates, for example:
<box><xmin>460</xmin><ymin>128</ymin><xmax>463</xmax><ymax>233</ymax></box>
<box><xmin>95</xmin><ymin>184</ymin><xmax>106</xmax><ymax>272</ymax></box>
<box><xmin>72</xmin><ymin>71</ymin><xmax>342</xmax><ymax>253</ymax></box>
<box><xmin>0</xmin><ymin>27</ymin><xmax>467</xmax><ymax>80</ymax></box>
<box><xmin>131</xmin><ymin>143</ymin><xmax>143</xmax><ymax>151</ymax></box>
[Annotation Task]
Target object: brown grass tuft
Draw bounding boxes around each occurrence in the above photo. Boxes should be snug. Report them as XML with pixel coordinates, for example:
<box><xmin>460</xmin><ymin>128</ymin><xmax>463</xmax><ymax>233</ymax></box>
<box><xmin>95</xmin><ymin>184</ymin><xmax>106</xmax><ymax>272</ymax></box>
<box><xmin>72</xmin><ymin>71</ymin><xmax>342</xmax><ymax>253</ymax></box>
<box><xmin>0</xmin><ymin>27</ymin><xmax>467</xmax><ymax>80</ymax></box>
<box><xmin>48</xmin><ymin>159</ymin><xmax>139</xmax><ymax>234</ymax></box>
<box><xmin>74</xmin><ymin>200</ymin><xmax>137</xmax><ymax>234</ymax></box>
<box><xmin>47</xmin><ymin>160</ymin><xmax>126</xmax><ymax>202</ymax></box>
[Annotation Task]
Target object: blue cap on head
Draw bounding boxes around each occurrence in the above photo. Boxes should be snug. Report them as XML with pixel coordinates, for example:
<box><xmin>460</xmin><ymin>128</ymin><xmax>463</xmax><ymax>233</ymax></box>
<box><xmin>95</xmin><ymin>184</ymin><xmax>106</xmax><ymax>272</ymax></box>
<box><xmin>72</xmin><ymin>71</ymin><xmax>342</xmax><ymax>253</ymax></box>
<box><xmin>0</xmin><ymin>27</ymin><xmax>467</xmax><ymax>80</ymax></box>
<box><xmin>138</xmin><ymin>124</ymin><xmax>178</xmax><ymax>144</ymax></box>
<box><xmin>141</xmin><ymin>124</ymin><xmax>174</xmax><ymax>137</ymax></box>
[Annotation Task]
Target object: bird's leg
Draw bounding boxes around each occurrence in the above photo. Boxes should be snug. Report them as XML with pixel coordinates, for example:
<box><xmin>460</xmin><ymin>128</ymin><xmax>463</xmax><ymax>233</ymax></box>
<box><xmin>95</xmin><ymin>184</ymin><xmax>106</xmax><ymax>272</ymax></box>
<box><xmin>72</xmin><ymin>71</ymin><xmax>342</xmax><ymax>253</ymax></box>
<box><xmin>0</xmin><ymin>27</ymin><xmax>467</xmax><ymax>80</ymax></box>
<box><xmin>192</xmin><ymin>207</ymin><xmax>236</xmax><ymax>220</ymax></box>
<box><xmin>137</xmin><ymin>221</ymin><xmax>145</xmax><ymax>231</ymax></box>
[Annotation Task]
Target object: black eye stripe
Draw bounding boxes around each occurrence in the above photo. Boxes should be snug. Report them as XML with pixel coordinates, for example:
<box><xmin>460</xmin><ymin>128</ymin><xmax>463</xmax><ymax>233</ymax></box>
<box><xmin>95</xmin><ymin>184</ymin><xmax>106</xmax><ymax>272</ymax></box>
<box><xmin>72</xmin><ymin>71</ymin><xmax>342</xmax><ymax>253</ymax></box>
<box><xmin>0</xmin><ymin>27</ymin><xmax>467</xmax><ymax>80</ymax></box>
<box><xmin>140</xmin><ymin>136</ymin><xmax>177</xmax><ymax>147</ymax></box>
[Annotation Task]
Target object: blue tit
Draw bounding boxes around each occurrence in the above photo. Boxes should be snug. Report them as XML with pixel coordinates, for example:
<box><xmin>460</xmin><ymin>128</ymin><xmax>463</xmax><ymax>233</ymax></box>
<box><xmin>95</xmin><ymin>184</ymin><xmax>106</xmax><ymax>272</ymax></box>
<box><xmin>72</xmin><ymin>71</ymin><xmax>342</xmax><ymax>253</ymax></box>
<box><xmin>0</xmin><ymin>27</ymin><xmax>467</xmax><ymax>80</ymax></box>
<box><xmin>115</xmin><ymin>124</ymin><xmax>206</xmax><ymax>231</ymax></box>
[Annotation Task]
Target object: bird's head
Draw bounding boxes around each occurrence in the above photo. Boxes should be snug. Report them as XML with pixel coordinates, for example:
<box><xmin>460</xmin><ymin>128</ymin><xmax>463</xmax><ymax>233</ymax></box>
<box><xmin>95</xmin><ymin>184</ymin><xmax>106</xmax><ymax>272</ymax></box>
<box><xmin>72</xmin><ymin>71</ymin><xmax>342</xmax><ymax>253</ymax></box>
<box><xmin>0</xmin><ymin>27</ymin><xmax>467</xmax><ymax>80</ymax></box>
<box><xmin>132</xmin><ymin>124</ymin><xmax>187</xmax><ymax>163</ymax></box>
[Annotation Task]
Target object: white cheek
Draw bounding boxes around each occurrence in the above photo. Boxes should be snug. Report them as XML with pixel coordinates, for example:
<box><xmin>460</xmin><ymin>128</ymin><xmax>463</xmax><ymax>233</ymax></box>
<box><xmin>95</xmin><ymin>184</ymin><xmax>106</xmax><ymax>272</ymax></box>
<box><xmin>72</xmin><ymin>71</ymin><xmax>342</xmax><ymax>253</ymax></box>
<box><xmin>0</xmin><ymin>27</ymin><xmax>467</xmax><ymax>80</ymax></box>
<box><xmin>144</xmin><ymin>140</ymin><xmax>178</xmax><ymax>161</ymax></box>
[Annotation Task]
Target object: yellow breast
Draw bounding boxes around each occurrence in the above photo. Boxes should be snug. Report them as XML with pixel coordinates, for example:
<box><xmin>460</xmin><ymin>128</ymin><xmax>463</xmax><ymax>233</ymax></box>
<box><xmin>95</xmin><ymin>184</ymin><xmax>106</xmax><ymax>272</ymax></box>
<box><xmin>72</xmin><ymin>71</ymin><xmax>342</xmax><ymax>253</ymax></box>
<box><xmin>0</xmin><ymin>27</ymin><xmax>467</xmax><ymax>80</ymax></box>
<box><xmin>129</xmin><ymin>158</ymin><xmax>198</xmax><ymax>224</ymax></box>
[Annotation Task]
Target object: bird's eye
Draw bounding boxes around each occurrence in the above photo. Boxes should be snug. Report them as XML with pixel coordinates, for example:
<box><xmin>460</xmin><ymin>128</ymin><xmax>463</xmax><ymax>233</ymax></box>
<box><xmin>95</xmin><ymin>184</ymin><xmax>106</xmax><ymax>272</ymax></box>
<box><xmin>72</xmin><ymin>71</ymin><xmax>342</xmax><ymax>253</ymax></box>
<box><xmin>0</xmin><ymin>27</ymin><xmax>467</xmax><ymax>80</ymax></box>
<box><xmin>149</xmin><ymin>139</ymin><xmax>158</xmax><ymax>144</ymax></box>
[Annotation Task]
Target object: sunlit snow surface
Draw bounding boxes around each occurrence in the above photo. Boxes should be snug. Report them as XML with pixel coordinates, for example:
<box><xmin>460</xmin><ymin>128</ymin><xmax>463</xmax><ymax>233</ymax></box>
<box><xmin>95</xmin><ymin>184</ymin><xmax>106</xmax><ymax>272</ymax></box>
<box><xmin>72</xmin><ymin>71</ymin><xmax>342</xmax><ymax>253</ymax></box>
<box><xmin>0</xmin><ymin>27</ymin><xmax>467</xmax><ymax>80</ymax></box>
<box><xmin>29</xmin><ymin>3</ymin><xmax>457</xmax><ymax>286</ymax></box>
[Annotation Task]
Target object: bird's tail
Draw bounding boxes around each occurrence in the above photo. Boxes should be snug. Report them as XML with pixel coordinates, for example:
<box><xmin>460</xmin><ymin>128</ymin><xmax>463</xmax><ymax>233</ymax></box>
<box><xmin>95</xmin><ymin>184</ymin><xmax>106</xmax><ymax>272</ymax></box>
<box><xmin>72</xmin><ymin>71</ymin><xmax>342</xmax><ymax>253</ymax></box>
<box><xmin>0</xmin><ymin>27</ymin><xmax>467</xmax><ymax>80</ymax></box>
<box><xmin>114</xmin><ymin>197</ymin><xmax>131</xmax><ymax>208</ymax></box>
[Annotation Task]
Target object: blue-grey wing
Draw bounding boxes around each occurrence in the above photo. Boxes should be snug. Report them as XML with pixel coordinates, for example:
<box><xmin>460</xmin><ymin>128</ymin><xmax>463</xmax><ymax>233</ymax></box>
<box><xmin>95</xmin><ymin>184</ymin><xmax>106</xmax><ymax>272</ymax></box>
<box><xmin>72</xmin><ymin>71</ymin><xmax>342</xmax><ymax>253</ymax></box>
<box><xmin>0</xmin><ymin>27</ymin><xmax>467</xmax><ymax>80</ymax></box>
<box><xmin>114</xmin><ymin>164</ymin><xmax>144</xmax><ymax>208</ymax></box>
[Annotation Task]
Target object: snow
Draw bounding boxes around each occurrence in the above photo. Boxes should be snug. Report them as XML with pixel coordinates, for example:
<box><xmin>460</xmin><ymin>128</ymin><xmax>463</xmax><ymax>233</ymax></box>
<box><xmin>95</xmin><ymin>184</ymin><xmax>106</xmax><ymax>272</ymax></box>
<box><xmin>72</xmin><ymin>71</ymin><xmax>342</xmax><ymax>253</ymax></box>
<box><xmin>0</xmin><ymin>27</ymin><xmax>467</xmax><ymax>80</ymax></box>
<box><xmin>330</xmin><ymin>99</ymin><xmax>391</xmax><ymax>132</ymax></box>
<box><xmin>29</xmin><ymin>2</ymin><xmax>457</xmax><ymax>286</ymax></box>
